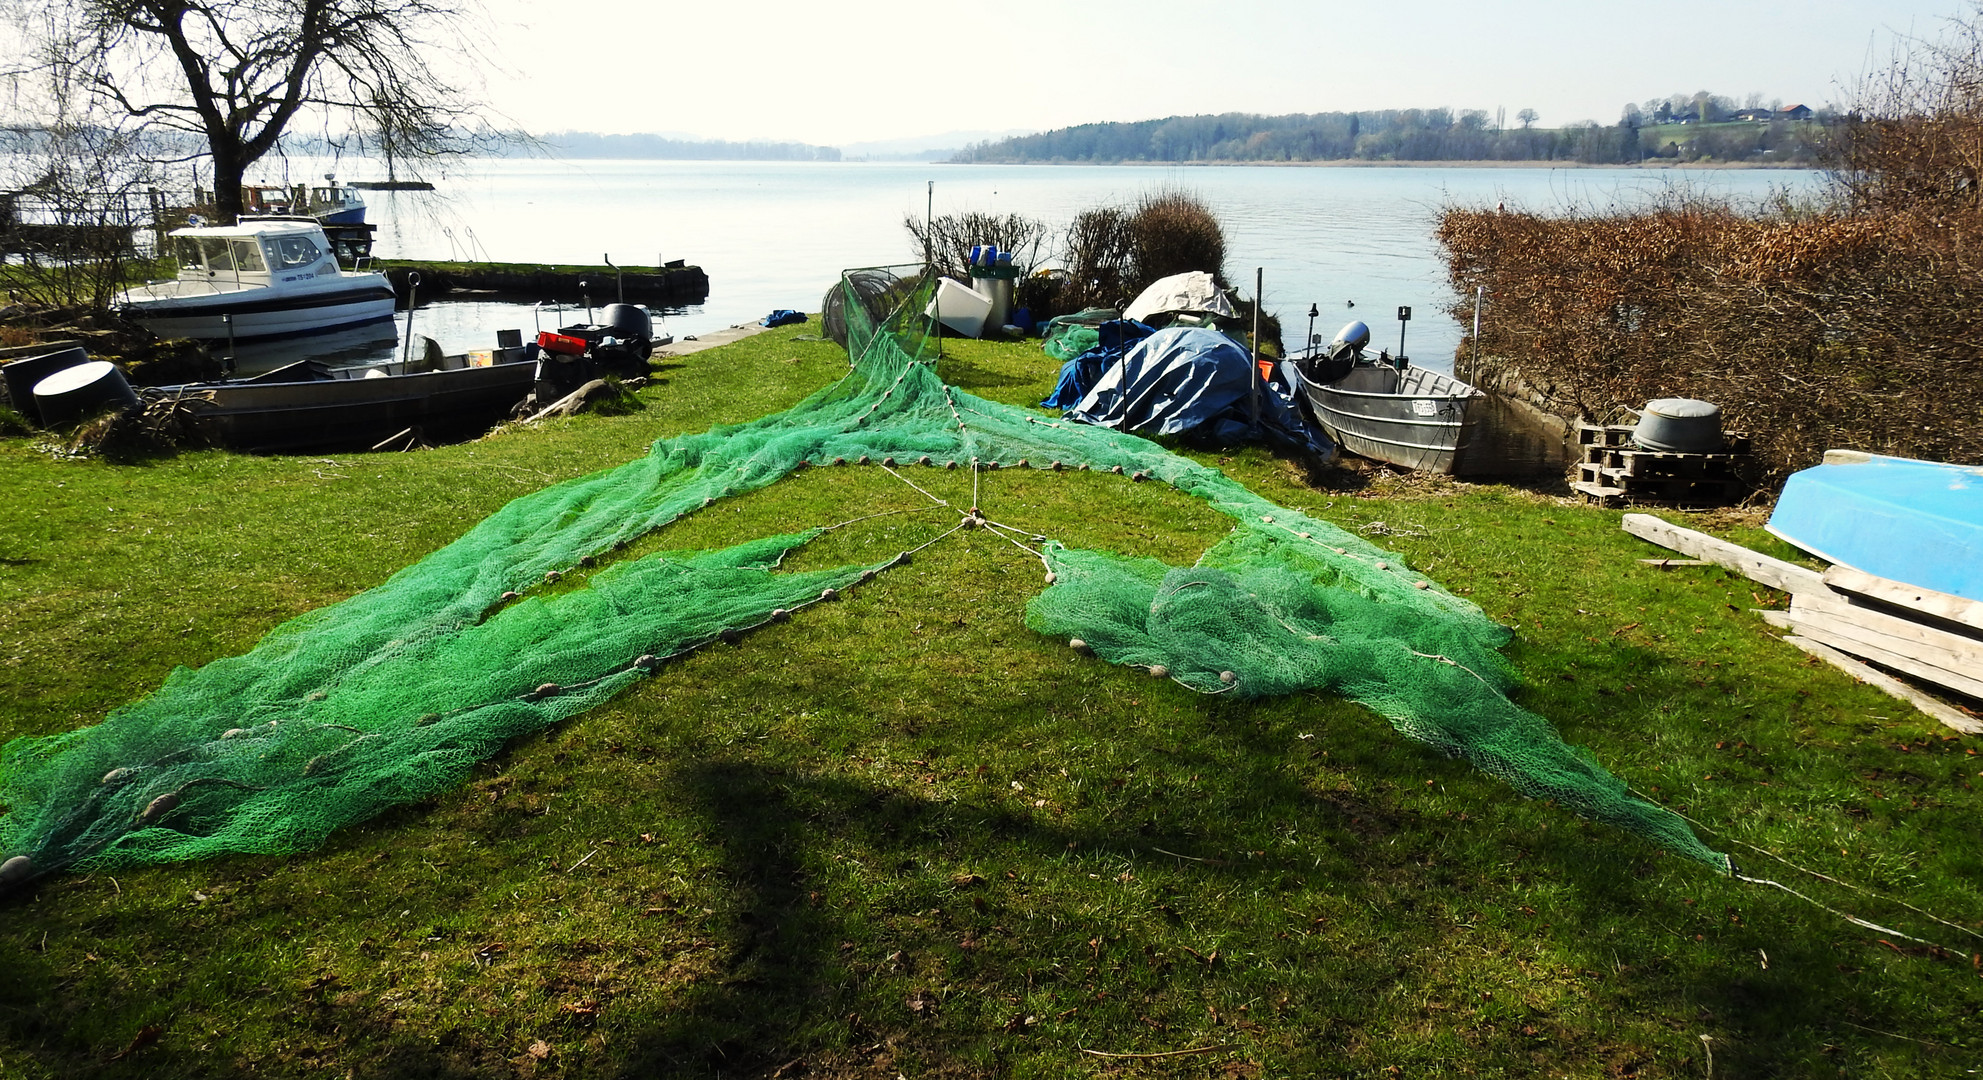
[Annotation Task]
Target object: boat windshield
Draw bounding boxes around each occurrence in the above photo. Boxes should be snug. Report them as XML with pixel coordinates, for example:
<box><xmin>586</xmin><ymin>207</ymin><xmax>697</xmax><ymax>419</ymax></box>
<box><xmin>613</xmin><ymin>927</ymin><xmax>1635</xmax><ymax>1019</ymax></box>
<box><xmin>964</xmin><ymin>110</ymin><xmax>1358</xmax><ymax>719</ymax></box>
<box><xmin>175</xmin><ymin>237</ymin><xmax>204</xmax><ymax>271</ymax></box>
<box><xmin>199</xmin><ymin>236</ymin><xmax>235</xmax><ymax>271</ymax></box>
<box><xmin>231</xmin><ymin>239</ymin><xmax>267</xmax><ymax>273</ymax></box>
<box><xmin>264</xmin><ymin>234</ymin><xmax>324</xmax><ymax>270</ymax></box>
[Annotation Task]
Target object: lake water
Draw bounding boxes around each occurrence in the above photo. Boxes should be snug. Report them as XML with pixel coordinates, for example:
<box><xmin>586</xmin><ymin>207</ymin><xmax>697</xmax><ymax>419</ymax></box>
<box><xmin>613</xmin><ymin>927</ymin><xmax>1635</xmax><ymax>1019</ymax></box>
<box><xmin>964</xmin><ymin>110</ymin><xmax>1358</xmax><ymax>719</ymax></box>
<box><xmin>279</xmin><ymin>159</ymin><xmax>1825</xmax><ymax>372</ymax></box>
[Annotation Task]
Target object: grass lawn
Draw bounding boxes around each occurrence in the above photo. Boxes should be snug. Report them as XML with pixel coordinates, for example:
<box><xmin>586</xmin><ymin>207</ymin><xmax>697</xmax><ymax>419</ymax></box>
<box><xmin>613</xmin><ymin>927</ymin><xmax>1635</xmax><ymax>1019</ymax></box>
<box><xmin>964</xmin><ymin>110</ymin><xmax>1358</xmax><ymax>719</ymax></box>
<box><xmin>0</xmin><ymin>323</ymin><xmax>1978</xmax><ymax>1078</ymax></box>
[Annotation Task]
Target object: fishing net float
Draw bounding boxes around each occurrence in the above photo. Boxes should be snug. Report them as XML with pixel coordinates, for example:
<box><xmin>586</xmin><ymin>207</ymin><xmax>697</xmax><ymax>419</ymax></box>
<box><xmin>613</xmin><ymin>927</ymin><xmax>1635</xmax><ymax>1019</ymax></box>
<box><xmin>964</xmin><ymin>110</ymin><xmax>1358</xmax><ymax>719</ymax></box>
<box><xmin>0</xmin><ymin>266</ymin><xmax>1726</xmax><ymax>891</ymax></box>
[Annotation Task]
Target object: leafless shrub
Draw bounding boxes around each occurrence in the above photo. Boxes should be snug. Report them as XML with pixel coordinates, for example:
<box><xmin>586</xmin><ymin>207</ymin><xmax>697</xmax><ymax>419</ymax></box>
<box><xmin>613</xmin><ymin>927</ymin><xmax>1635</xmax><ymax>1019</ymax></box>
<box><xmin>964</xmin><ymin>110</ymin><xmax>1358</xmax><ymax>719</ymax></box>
<box><xmin>0</xmin><ymin>10</ymin><xmax>162</xmax><ymax>309</ymax></box>
<box><xmin>1439</xmin><ymin>9</ymin><xmax>1983</xmax><ymax>482</ymax></box>
<box><xmin>1059</xmin><ymin>206</ymin><xmax>1133</xmax><ymax>311</ymax></box>
<box><xmin>1128</xmin><ymin>189</ymin><xmax>1226</xmax><ymax>291</ymax></box>
<box><xmin>903</xmin><ymin>211</ymin><xmax>1050</xmax><ymax>279</ymax></box>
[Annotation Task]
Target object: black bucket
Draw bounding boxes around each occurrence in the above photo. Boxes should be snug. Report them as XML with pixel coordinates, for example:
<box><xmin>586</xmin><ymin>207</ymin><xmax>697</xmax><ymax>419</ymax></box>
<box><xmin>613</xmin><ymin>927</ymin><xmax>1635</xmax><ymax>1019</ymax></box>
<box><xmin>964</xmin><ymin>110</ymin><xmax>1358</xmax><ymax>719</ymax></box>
<box><xmin>2</xmin><ymin>347</ymin><xmax>90</xmax><ymax>425</ymax></box>
<box><xmin>33</xmin><ymin>361</ymin><xmax>140</xmax><ymax>430</ymax></box>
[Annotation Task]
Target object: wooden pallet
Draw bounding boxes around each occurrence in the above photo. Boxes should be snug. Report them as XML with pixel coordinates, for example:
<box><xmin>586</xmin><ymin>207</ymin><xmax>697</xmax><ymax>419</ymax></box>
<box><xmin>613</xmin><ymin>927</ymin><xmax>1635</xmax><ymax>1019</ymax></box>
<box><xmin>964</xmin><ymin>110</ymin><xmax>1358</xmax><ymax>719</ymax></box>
<box><xmin>1573</xmin><ymin>477</ymin><xmax>1748</xmax><ymax>507</ymax></box>
<box><xmin>1572</xmin><ymin>423</ymin><xmax>1754</xmax><ymax>506</ymax></box>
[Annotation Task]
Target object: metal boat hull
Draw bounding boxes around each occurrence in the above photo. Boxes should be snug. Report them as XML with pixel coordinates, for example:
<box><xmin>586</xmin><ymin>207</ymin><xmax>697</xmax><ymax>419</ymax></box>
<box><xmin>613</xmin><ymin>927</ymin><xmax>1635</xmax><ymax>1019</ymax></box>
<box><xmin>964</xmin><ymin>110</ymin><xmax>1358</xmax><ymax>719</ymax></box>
<box><xmin>1294</xmin><ymin>361</ymin><xmax>1479</xmax><ymax>474</ymax></box>
<box><xmin>156</xmin><ymin>356</ymin><xmax>534</xmax><ymax>453</ymax></box>
<box><xmin>1291</xmin><ymin>360</ymin><xmax>1570</xmax><ymax>477</ymax></box>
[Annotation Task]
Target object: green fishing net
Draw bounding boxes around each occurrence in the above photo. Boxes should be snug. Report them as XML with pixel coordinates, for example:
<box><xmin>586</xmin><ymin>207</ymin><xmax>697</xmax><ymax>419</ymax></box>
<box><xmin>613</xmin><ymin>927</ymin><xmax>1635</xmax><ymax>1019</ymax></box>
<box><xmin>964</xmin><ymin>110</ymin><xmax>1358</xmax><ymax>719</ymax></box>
<box><xmin>0</xmin><ymin>264</ymin><xmax>1727</xmax><ymax>888</ymax></box>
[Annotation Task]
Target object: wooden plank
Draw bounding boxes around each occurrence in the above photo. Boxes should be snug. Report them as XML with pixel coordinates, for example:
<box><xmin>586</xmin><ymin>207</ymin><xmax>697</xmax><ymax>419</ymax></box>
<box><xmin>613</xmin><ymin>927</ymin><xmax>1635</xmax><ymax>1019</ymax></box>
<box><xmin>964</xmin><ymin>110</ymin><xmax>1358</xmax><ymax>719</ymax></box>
<box><xmin>1822</xmin><ymin>564</ymin><xmax>1983</xmax><ymax>636</ymax></box>
<box><xmin>1793</xmin><ymin>589</ymin><xmax>1983</xmax><ymax>667</ymax></box>
<box><xmin>1638</xmin><ymin>558</ymin><xmax>1711</xmax><ymax>568</ymax></box>
<box><xmin>1778</xmin><ymin>635</ymin><xmax>1983</xmax><ymax>735</ymax></box>
<box><xmin>1767</xmin><ymin>607</ymin><xmax>1983</xmax><ymax>700</ymax></box>
<box><xmin>1622</xmin><ymin>514</ymin><xmax>1825</xmax><ymax>595</ymax></box>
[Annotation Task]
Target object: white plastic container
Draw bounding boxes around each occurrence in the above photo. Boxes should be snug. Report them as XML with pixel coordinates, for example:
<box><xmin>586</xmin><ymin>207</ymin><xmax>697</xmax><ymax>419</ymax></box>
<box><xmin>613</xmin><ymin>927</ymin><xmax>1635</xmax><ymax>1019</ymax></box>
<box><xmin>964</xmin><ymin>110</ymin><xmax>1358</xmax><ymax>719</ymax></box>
<box><xmin>925</xmin><ymin>278</ymin><xmax>991</xmax><ymax>338</ymax></box>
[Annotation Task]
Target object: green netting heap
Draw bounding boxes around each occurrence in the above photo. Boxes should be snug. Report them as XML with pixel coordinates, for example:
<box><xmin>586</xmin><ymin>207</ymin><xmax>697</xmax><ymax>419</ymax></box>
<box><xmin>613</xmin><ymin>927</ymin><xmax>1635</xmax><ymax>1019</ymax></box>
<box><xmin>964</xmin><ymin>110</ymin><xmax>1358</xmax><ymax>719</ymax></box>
<box><xmin>0</xmin><ymin>265</ymin><xmax>1727</xmax><ymax>891</ymax></box>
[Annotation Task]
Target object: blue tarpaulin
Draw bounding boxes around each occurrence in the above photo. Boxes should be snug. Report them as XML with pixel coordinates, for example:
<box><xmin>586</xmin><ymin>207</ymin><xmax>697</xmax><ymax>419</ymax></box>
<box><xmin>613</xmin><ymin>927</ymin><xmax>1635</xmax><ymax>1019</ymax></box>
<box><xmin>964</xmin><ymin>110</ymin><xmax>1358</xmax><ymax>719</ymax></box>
<box><xmin>1062</xmin><ymin>326</ymin><xmax>1334</xmax><ymax>459</ymax></box>
<box><xmin>1041</xmin><ymin>319</ymin><xmax>1155</xmax><ymax>410</ymax></box>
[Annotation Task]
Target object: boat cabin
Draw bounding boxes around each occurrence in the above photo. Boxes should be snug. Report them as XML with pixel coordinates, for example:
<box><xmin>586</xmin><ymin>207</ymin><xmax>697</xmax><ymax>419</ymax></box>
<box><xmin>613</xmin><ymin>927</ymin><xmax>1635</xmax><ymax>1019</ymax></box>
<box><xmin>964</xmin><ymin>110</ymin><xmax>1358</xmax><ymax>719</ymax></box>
<box><xmin>166</xmin><ymin>220</ymin><xmax>343</xmax><ymax>291</ymax></box>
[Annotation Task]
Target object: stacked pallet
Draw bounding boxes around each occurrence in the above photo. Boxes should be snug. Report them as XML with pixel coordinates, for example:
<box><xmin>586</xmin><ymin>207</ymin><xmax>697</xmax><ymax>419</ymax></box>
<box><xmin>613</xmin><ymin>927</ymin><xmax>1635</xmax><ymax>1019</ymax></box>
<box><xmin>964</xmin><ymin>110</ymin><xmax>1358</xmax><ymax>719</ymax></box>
<box><xmin>1572</xmin><ymin>423</ymin><xmax>1754</xmax><ymax>507</ymax></box>
<box><xmin>1623</xmin><ymin>513</ymin><xmax>1982</xmax><ymax>734</ymax></box>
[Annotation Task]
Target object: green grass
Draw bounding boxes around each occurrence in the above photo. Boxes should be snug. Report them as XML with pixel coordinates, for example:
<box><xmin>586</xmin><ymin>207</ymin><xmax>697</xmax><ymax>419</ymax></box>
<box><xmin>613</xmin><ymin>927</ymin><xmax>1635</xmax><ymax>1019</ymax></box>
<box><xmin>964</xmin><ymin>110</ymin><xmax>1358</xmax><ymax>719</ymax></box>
<box><xmin>0</xmin><ymin>324</ymin><xmax>1979</xmax><ymax>1077</ymax></box>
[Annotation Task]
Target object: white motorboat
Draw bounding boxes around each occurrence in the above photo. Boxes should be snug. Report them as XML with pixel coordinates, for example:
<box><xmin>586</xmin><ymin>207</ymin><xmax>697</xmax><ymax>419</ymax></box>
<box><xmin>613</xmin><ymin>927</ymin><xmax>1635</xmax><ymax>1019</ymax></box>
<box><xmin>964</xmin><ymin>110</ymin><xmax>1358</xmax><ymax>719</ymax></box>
<box><xmin>116</xmin><ymin>219</ymin><xmax>395</xmax><ymax>343</ymax></box>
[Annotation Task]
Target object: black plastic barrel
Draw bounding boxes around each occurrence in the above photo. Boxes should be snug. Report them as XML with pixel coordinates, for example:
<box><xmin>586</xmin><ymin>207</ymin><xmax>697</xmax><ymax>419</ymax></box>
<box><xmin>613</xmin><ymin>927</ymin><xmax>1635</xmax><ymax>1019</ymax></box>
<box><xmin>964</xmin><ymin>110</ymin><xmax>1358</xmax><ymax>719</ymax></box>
<box><xmin>32</xmin><ymin>361</ymin><xmax>139</xmax><ymax>429</ymax></box>
<box><xmin>2</xmin><ymin>347</ymin><xmax>89</xmax><ymax>425</ymax></box>
<box><xmin>1633</xmin><ymin>398</ymin><xmax>1724</xmax><ymax>453</ymax></box>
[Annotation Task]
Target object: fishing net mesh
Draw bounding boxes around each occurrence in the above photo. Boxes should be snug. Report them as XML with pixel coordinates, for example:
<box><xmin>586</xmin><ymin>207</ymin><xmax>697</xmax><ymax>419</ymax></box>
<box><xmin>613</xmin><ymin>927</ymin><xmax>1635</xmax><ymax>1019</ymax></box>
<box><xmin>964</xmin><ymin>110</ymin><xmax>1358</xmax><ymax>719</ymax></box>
<box><xmin>0</xmin><ymin>264</ymin><xmax>1725</xmax><ymax>887</ymax></box>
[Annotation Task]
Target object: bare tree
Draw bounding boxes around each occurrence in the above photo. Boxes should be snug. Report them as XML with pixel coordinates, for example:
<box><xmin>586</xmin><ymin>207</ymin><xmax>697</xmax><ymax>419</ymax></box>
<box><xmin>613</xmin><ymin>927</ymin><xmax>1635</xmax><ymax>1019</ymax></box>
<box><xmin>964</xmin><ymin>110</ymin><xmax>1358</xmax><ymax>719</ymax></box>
<box><xmin>0</xmin><ymin>7</ymin><xmax>162</xmax><ymax>308</ymax></box>
<box><xmin>1</xmin><ymin>0</ymin><xmax>493</xmax><ymax>221</ymax></box>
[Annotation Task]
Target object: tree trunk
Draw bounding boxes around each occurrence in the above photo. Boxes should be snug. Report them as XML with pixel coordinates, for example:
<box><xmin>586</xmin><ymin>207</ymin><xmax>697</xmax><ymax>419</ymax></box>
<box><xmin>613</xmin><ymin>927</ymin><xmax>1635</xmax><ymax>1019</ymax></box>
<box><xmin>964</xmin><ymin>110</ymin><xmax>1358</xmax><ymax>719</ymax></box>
<box><xmin>210</xmin><ymin>145</ymin><xmax>247</xmax><ymax>222</ymax></box>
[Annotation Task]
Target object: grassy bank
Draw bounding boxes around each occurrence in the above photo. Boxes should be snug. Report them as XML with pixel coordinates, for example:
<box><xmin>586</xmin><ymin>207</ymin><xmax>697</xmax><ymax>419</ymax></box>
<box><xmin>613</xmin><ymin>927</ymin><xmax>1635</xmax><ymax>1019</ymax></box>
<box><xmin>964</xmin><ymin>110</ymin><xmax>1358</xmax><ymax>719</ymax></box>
<box><xmin>0</xmin><ymin>325</ymin><xmax>1977</xmax><ymax>1078</ymax></box>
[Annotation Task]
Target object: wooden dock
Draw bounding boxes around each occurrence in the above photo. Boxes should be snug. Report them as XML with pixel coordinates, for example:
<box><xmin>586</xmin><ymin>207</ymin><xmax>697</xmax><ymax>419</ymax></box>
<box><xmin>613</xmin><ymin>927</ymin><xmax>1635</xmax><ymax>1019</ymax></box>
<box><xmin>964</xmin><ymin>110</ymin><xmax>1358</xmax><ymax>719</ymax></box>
<box><xmin>376</xmin><ymin>260</ymin><xmax>709</xmax><ymax>306</ymax></box>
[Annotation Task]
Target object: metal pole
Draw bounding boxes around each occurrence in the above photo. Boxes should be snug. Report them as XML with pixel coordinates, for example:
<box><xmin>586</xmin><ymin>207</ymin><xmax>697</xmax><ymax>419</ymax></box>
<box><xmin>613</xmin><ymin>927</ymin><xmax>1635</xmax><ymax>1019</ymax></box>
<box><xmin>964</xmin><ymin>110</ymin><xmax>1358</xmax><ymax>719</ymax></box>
<box><xmin>1471</xmin><ymin>286</ymin><xmax>1485</xmax><ymax>381</ymax></box>
<box><xmin>1249</xmin><ymin>266</ymin><xmax>1263</xmax><ymax>427</ymax></box>
<box><xmin>606</xmin><ymin>254</ymin><xmax>622</xmax><ymax>303</ymax></box>
<box><xmin>401</xmin><ymin>271</ymin><xmax>420</xmax><ymax>363</ymax></box>
<box><xmin>1306</xmin><ymin>303</ymin><xmax>1318</xmax><ymax>356</ymax></box>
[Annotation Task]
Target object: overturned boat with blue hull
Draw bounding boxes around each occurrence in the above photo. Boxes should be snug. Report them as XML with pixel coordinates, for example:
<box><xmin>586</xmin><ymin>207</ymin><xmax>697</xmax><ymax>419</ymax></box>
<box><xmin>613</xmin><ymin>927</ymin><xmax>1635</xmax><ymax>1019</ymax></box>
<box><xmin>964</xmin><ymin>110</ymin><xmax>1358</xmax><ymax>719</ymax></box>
<box><xmin>116</xmin><ymin>219</ymin><xmax>395</xmax><ymax>343</ymax></box>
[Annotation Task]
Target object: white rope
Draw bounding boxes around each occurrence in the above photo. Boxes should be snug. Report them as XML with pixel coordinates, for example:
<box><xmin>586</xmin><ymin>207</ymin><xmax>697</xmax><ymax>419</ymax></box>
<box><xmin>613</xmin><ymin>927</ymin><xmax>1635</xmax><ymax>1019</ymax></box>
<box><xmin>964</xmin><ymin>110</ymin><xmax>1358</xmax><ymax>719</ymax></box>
<box><xmin>1649</xmin><ymin>795</ymin><xmax>1983</xmax><ymax>946</ymax></box>
<box><xmin>1735</xmin><ymin>874</ymin><xmax>1952</xmax><ymax>951</ymax></box>
<box><xmin>1406</xmin><ymin>648</ymin><xmax>1491</xmax><ymax>686</ymax></box>
<box><xmin>977</xmin><ymin>519</ymin><xmax>1049</xmax><ymax>565</ymax></box>
<box><xmin>876</xmin><ymin>464</ymin><xmax>950</xmax><ymax>508</ymax></box>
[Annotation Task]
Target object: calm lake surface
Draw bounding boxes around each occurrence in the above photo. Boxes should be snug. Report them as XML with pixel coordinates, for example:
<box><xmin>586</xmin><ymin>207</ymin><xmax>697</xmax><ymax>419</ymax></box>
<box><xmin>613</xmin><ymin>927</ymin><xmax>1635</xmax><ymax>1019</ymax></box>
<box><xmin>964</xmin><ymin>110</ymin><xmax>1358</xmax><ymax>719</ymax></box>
<box><xmin>290</xmin><ymin>159</ymin><xmax>1825</xmax><ymax>372</ymax></box>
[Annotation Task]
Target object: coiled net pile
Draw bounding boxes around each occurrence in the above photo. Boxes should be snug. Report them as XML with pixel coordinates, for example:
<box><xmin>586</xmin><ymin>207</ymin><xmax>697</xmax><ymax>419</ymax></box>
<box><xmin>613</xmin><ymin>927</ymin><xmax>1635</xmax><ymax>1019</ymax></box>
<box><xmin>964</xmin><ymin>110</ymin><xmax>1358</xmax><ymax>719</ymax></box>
<box><xmin>0</xmin><ymin>265</ymin><xmax>1725</xmax><ymax>887</ymax></box>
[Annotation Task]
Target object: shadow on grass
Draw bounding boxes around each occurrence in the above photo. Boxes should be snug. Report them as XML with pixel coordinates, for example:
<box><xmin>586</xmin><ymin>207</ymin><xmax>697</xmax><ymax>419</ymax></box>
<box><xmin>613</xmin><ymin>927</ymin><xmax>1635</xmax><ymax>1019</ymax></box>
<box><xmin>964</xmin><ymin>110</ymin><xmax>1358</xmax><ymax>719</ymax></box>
<box><xmin>0</xmin><ymin>682</ymin><xmax>1961</xmax><ymax>1077</ymax></box>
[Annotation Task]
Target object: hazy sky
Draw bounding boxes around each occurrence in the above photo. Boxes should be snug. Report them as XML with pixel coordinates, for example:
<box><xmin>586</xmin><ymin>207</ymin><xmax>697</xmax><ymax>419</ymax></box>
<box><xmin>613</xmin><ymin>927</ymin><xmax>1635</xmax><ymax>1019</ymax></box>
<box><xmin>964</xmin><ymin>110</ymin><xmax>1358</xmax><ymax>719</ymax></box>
<box><xmin>477</xmin><ymin>0</ymin><xmax>1971</xmax><ymax>147</ymax></box>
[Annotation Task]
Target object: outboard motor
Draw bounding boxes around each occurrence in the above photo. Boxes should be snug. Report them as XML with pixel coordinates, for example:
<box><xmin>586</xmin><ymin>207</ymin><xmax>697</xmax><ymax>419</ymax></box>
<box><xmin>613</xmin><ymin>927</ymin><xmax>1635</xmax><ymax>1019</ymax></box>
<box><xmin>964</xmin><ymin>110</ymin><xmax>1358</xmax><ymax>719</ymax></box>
<box><xmin>599</xmin><ymin>303</ymin><xmax>654</xmax><ymax>361</ymax></box>
<box><xmin>1299</xmin><ymin>320</ymin><xmax>1369</xmax><ymax>385</ymax></box>
<box><xmin>530</xmin><ymin>302</ymin><xmax>657</xmax><ymax>402</ymax></box>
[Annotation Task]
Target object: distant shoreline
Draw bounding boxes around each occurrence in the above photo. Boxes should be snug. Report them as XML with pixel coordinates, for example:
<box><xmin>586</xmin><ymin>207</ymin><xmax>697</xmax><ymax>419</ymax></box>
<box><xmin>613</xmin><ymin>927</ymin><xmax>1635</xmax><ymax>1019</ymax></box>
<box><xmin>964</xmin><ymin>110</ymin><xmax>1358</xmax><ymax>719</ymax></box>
<box><xmin>936</xmin><ymin>158</ymin><xmax>1818</xmax><ymax>171</ymax></box>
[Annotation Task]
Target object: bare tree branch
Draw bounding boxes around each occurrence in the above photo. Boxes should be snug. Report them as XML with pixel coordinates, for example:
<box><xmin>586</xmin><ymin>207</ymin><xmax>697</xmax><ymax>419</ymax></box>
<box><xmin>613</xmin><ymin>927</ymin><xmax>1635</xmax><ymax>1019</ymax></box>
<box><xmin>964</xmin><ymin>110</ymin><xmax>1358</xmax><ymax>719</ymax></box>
<box><xmin>0</xmin><ymin>0</ymin><xmax>496</xmax><ymax>219</ymax></box>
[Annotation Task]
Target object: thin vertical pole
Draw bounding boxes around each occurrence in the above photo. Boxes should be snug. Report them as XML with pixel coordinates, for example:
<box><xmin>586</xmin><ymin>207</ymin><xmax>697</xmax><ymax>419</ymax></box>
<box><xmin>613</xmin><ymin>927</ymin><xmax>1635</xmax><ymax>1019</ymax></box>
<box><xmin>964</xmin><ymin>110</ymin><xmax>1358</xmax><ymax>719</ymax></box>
<box><xmin>402</xmin><ymin>272</ymin><xmax>420</xmax><ymax>364</ymax></box>
<box><xmin>1249</xmin><ymin>266</ymin><xmax>1263</xmax><ymax>427</ymax></box>
<box><xmin>1471</xmin><ymin>285</ymin><xmax>1485</xmax><ymax>382</ymax></box>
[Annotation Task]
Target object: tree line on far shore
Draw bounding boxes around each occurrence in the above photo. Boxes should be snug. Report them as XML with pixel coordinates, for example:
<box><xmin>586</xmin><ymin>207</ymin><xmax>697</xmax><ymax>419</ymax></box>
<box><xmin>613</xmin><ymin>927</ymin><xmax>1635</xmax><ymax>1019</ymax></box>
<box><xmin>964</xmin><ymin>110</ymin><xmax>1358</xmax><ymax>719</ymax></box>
<box><xmin>952</xmin><ymin>108</ymin><xmax>1822</xmax><ymax>166</ymax></box>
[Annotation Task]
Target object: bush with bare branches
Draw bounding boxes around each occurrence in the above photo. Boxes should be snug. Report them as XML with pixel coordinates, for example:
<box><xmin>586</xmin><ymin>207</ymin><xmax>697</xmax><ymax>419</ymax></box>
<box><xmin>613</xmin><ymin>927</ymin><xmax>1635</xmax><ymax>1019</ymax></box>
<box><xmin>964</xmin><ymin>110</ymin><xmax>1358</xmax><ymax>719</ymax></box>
<box><xmin>1128</xmin><ymin>189</ymin><xmax>1226</xmax><ymax>290</ymax></box>
<box><xmin>1440</xmin><ymin>9</ymin><xmax>1983</xmax><ymax>482</ymax></box>
<box><xmin>903</xmin><ymin>210</ymin><xmax>1050</xmax><ymax>280</ymax></box>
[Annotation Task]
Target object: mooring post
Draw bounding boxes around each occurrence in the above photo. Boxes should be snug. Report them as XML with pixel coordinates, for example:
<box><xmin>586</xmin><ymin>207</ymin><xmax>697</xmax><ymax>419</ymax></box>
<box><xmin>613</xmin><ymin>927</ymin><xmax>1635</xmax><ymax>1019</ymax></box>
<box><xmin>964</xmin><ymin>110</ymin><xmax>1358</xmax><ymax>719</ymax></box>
<box><xmin>402</xmin><ymin>271</ymin><xmax>421</xmax><ymax>364</ymax></box>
